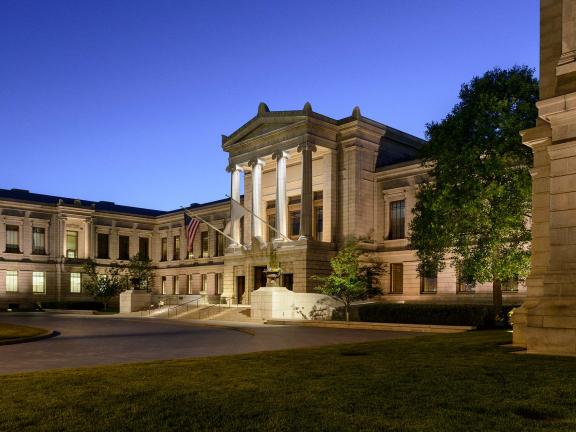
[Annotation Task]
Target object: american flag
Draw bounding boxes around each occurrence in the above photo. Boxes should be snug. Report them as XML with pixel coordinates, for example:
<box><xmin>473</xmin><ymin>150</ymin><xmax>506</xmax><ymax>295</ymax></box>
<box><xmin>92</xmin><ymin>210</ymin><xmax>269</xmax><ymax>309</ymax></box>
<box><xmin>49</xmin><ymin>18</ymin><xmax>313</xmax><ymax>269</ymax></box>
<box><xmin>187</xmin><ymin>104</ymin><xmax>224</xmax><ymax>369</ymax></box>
<box><xmin>184</xmin><ymin>214</ymin><xmax>201</xmax><ymax>252</ymax></box>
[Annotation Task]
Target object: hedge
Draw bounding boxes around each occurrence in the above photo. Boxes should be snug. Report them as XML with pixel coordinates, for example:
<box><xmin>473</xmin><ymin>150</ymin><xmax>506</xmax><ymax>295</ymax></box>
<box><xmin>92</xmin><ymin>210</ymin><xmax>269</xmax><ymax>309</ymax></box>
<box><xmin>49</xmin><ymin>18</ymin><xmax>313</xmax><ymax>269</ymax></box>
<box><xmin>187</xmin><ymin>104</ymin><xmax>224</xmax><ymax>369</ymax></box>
<box><xmin>347</xmin><ymin>303</ymin><xmax>517</xmax><ymax>328</ymax></box>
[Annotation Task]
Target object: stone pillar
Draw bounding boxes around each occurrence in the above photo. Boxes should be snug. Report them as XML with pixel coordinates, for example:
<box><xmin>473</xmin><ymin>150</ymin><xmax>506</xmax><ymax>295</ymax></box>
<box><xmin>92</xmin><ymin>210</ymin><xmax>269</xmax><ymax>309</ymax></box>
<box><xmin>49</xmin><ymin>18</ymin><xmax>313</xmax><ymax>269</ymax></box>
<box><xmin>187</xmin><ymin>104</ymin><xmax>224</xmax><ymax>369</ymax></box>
<box><xmin>227</xmin><ymin>163</ymin><xmax>243</xmax><ymax>245</ymax></box>
<box><xmin>85</xmin><ymin>218</ymin><xmax>92</xmax><ymax>259</ymax></box>
<box><xmin>272</xmin><ymin>150</ymin><xmax>289</xmax><ymax>240</ymax></box>
<box><xmin>298</xmin><ymin>141</ymin><xmax>316</xmax><ymax>239</ymax></box>
<box><xmin>557</xmin><ymin>0</ymin><xmax>576</xmax><ymax>74</ymax></box>
<box><xmin>249</xmin><ymin>158</ymin><xmax>265</xmax><ymax>241</ymax></box>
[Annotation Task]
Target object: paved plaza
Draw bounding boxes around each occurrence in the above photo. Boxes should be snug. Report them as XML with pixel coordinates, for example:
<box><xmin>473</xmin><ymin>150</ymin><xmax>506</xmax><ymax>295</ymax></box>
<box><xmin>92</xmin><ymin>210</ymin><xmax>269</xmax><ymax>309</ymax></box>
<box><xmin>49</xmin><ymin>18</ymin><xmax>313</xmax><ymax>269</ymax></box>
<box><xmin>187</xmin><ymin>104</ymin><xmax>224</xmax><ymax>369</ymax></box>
<box><xmin>0</xmin><ymin>314</ymin><xmax>417</xmax><ymax>374</ymax></box>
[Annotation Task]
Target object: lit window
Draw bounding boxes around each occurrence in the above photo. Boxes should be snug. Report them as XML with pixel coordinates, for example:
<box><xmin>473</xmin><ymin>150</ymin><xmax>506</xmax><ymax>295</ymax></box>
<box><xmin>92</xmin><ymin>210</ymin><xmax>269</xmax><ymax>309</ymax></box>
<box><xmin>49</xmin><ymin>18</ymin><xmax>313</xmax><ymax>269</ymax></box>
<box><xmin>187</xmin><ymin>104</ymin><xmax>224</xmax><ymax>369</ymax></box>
<box><xmin>66</xmin><ymin>231</ymin><xmax>78</xmax><ymax>258</ymax></box>
<box><xmin>216</xmin><ymin>273</ymin><xmax>223</xmax><ymax>295</ymax></box>
<box><xmin>173</xmin><ymin>236</ymin><xmax>180</xmax><ymax>260</ymax></box>
<box><xmin>201</xmin><ymin>232</ymin><xmax>209</xmax><ymax>258</ymax></box>
<box><xmin>161</xmin><ymin>276</ymin><xmax>167</xmax><ymax>294</ymax></box>
<box><xmin>32</xmin><ymin>272</ymin><xmax>46</xmax><ymax>294</ymax></box>
<box><xmin>173</xmin><ymin>275</ymin><xmax>179</xmax><ymax>295</ymax></box>
<box><xmin>201</xmin><ymin>274</ymin><xmax>207</xmax><ymax>292</ymax></box>
<box><xmin>6</xmin><ymin>270</ymin><xmax>18</xmax><ymax>292</ymax></box>
<box><xmin>70</xmin><ymin>272</ymin><xmax>81</xmax><ymax>293</ymax></box>
<box><xmin>420</xmin><ymin>275</ymin><xmax>437</xmax><ymax>294</ymax></box>
<box><xmin>187</xmin><ymin>275</ymin><xmax>193</xmax><ymax>294</ymax></box>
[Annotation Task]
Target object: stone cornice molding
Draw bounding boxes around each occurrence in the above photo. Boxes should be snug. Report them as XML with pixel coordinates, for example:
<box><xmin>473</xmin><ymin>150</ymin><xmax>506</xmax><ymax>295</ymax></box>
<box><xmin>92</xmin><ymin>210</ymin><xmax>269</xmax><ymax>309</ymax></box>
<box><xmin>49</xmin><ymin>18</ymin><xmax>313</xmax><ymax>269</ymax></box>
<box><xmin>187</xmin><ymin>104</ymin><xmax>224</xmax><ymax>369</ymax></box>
<box><xmin>547</xmin><ymin>140</ymin><xmax>576</xmax><ymax>160</ymax></box>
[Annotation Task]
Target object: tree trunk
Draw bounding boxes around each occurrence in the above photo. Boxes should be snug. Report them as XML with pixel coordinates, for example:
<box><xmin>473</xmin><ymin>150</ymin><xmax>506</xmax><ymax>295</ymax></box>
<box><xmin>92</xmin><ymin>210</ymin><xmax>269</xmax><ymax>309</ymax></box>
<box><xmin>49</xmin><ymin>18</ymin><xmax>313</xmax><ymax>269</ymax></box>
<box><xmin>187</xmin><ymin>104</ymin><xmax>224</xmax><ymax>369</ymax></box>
<box><xmin>492</xmin><ymin>280</ymin><xmax>502</xmax><ymax>309</ymax></box>
<box><xmin>345</xmin><ymin>302</ymin><xmax>350</xmax><ymax>322</ymax></box>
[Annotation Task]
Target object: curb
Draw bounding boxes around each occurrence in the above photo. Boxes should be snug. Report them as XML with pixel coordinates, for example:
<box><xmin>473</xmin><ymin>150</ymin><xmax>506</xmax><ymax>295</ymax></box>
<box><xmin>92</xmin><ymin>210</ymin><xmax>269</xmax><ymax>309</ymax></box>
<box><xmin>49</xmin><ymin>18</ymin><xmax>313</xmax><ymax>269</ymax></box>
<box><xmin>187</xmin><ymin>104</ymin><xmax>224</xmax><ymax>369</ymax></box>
<box><xmin>0</xmin><ymin>330</ymin><xmax>57</xmax><ymax>346</ymax></box>
<box><xmin>264</xmin><ymin>319</ymin><xmax>475</xmax><ymax>333</ymax></box>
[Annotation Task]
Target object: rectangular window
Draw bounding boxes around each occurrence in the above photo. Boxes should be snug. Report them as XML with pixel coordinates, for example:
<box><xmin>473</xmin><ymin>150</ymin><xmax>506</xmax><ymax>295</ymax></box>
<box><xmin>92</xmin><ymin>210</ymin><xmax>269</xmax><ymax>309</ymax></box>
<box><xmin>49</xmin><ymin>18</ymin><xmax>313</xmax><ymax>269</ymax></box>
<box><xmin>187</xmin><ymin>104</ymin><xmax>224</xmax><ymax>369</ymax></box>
<box><xmin>161</xmin><ymin>276</ymin><xmax>167</xmax><ymax>294</ymax></box>
<box><xmin>70</xmin><ymin>272</ymin><xmax>81</xmax><ymax>293</ymax></box>
<box><xmin>201</xmin><ymin>232</ymin><xmax>209</xmax><ymax>258</ymax></box>
<box><xmin>32</xmin><ymin>272</ymin><xmax>46</xmax><ymax>294</ymax></box>
<box><xmin>313</xmin><ymin>207</ymin><xmax>323</xmax><ymax>241</ymax></box>
<box><xmin>289</xmin><ymin>211</ymin><xmax>300</xmax><ymax>239</ymax></box>
<box><xmin>119</xmin><ymin>235</ymin><xmax>130</xmax><ymax>260</ymax></box>
<box><xmin>201</xmin><ymin>274</ymin><xmax>207</xmax><ymax>292</ymax></box>
<box><xmin>390</xmin><ymin>264</ymin><xmax>403</xmax><ymax>294</ymax></box>
<box><xmin>6</xmin><ymin>225</ymin><xmax>20</xmax><ymax>253</ymax></box>
<box><xmin>282</xmin><ymin>273</ymin><xmax>294</xmax><ymax>291</ymax></box>
<box><xmin>32</xmin><ymin>227</ymin><xmax>46</xmax><ymax>254</ymax></box>
<box><xmin>187</xmin><ymin>275</ymin><xmax>193</xmax><ymax>294</ymax></box>
<box><xmin>66</xmin><ymin>230</ymin><xmax>78</xmax><ymax>258</ymax></box>
<box><xmin>97</xmin><ymin>233</ymin><xmax>109</xmax><ymax>259</ymax></box>
<box><xmin>389</xmin><ymin>200</ymin><xmax>406</xmax><ymax>240</ymax></box>
<box><xmin>173</xmin><ymin>275</ymin><xmax>179</xmax><ymax>295</ymax></box>
<box><xmin>268</xmin><ymin>213</ymin><xmax>276</xmax><ymax>242</ymax></box>
<box><xmin>6</xmin><ymin>270</ymin><xmax>18</xmax><ymax>292</ymax></box>
<box><xmin>216</xmin><ymin>273</ymin><xmax>223</xmax><ymax>295</ymax></box>
<box><xmin>501</xmin><ymin>279</ymin><xmax>519</xmax><ymax>293</ymax></box>
<box><xmin>139</xmin><ymin>237</ymin><xmax>149</xmax><ymax>259</ymax></box>
<box><xmin>161</xmin><ymin>237</ymin><xmax>167</xmax><ymax>261</ymax></box>
<box><xmin>420</xmin><ymin>275</ymin><xmax>438</xmax><ymax>294</ymax></box>
<box><xmin>173</xmin><ymin>236</ymin><xmax>180</xmax><ymax>260</ymax></box>
<box><xmin>215</xmin><ymin>232</ymin><xmax>224</xmax><ymax>257</ymax></box>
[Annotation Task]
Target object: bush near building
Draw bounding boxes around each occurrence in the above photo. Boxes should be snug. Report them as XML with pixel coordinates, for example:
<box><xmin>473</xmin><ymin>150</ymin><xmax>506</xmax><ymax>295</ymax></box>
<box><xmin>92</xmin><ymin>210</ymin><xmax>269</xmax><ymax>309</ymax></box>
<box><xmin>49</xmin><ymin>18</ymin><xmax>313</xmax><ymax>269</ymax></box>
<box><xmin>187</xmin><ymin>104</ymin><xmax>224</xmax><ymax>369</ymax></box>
<box><xmin>345</xmin><ymin>303</ymin><xmax>517</xmax><ymax>328</ymax></box>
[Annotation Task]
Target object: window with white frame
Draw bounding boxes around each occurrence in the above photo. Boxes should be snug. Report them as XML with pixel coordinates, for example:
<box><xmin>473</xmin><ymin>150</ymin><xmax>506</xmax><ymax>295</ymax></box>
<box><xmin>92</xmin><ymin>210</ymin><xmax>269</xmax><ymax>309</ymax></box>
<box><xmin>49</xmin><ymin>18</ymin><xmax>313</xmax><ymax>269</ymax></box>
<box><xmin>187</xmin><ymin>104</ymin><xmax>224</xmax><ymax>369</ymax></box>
<box><xmin>66</xmin><ymin>230</ymin><xmax>78</xmax><ymax>258</ymax></box>
<box><xmin>6</xmin><ymin>225</ymin><xmax>20</xmax><ymax>253</ymax></box>
<box><xmin>32</xmin><ymin>227</ymin><xmax>46</xmax><ymax>254</ymax></box>
<box><xmin>6</xmin><ymin>270</ymin><xmax>18</xmax><ymax>292</ymax></box>
<box><xmin>70</xmin><ymin>272</ymin><xmax>81</xmax><ymax>293</ymax></box>
<box><xmin>32</xmin><ymin>272</ymin><xmax>46</xmax><ymax>294</ymax></box>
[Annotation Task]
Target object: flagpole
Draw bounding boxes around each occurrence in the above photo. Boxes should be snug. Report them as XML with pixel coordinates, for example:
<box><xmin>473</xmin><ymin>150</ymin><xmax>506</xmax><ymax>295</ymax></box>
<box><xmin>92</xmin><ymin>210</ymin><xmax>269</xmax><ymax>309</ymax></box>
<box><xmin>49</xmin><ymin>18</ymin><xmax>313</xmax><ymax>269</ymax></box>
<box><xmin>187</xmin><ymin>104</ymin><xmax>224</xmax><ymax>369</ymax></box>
<box><xmin>225</xmin><ymin>194</ymin><xmax>292</xmax><ymax>242</ymax></box>
<box><xmin>182</xmin><ymin>208</ymin><xmax>244</xmax><ymax>248</ymax></box>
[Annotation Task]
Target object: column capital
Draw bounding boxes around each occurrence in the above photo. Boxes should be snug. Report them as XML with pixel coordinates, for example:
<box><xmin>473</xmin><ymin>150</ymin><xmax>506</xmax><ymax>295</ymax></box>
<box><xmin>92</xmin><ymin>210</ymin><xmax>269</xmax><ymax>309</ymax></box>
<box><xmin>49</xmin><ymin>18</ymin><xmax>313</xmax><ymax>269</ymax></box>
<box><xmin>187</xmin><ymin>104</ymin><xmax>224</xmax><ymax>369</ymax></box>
<box><xmin>272</xmin><ymin>150</ymin><xmax>290</xmax><ymax>161</ymax></box>
<box><xmin>226</xmin><ymin>162</ymin><xmax>244</xmax><ymax>173</ymax></box>
<box><xmin>248</xmin><ymin>158</ymin><xmax>266</xmax><ymax>168</ymax></box>
<box><xmin>297</xmin><ymin>141</ymin><xmax>317</xmax><ymax>153</ymax></box>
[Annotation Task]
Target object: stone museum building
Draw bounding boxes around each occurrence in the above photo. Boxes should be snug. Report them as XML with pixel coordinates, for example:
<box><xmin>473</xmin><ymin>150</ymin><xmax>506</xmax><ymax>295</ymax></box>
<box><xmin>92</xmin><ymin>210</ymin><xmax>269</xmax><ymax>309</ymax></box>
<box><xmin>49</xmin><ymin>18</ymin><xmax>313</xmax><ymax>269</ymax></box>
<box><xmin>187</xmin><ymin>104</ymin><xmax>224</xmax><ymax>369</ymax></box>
<box><xmin>0</xmin><ymin>103</ymin><xmax>526</xmax><ymax>309</ymax></box>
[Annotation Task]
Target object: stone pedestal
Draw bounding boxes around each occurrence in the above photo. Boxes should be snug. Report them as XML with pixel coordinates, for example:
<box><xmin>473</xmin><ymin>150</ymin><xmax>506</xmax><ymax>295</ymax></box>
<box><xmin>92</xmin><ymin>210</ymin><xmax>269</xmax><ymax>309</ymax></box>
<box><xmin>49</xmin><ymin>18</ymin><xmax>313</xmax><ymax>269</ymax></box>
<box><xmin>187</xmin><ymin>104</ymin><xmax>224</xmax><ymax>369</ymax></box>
<box><xmin>251</xmin><ymin>286</ymin><xmax>339</xmax><ymax>320</ymax></box>
<box><xmin>120</xmin><ymin>289</ymin><xmax>152</xmax><ymax>313</ymax></box>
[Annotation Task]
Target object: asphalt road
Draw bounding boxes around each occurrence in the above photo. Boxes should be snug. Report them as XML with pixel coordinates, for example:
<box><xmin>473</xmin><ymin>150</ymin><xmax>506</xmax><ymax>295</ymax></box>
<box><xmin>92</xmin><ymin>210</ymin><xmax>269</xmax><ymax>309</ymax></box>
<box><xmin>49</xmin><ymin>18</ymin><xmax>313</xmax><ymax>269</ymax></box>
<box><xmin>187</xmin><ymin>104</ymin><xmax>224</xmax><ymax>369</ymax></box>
<box><xmin>0</xmin><ymin>314</ymin><xmax>417</xmax><ymax>374</ymax></box>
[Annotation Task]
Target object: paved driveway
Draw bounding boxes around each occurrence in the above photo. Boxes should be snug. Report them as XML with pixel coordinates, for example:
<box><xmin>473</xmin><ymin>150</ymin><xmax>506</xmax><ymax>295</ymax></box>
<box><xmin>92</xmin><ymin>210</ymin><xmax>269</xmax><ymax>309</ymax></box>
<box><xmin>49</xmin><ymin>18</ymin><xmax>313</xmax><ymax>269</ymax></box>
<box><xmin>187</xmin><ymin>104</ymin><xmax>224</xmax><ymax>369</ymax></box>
<box><xmin>0</xmin><ymin>314</ymin><xmax>417</xmax><ymax>375</ymax></box>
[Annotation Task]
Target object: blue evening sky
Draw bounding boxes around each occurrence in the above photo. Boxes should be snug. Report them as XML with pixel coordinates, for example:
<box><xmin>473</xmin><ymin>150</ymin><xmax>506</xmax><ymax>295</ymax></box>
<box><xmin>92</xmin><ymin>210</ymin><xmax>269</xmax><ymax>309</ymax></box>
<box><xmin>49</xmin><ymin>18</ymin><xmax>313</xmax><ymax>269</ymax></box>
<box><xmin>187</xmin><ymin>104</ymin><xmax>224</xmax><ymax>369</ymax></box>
<box><xmin>0</xmin><ymin>0</ymin><xmax>539</xmax><ymax>211</ymax></box>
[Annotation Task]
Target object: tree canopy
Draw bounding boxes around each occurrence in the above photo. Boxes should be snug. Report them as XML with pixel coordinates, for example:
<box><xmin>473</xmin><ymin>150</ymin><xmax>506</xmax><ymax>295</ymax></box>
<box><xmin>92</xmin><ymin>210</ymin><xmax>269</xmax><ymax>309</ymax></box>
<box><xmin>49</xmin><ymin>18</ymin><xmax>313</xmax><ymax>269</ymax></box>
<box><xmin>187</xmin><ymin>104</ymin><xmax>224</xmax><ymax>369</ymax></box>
<box><xmin>409</xmin><ymin>66</ymin><xmax>538</xmax><ymax>305</ymax></box>
<box><xmin>82</xmin><ymin>260</ymin><xmax>128</xmax><ymax>310</ymax></box>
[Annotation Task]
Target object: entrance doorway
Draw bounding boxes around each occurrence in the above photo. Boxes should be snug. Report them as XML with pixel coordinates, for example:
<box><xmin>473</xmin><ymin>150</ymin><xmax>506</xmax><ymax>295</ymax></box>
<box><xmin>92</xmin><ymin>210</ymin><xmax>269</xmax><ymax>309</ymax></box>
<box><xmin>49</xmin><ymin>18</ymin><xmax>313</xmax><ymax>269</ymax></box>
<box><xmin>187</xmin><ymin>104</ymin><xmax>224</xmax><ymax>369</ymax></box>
<box><xmin>236</xmin><ymin>276</ymin><xmax>245</xmax><ymax>304</ymax></box>
<box><xmin>254</xmin><ymin>266</ymin><xmax>267</xmax><ymax>291</ymax></box>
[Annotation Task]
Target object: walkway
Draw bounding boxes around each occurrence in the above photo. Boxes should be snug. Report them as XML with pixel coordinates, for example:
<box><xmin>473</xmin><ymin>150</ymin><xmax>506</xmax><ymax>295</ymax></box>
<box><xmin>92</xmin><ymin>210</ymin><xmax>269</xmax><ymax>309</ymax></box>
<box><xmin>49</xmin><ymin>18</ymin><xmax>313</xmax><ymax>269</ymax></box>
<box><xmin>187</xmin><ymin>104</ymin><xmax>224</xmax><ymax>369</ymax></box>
<box><xmin>0</xmin><ymin>313</ymin><xmax>418</xmax><ymax>374</ymax></box>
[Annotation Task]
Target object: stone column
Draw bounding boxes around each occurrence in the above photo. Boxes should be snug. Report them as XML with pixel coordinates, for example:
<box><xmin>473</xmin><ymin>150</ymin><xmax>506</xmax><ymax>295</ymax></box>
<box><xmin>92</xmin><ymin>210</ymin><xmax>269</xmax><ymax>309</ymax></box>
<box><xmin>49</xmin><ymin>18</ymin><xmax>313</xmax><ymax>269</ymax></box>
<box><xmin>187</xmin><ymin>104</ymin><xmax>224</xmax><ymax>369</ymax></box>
<box><xmin>272</xmin><ymin>150</ymin><xmax>289</xmax><ymax>240</ymax></box>
<box><xmin>297</xmin><ymin>141</ymin><xmax>316</xmax><ymax>239</ymax></box>
<box><xmin>249</xmin><ymin>158</ymin><xmax>265</xmax><ymax>241</ymax></box>
<box><xmin>227</xmin><ymin>163</ymin><xmax>243</xmax><ymax>245</ymax></box>
<box><xmin>85</xmin><ymin>218</ymin><xmax>92</xmax><ymax>259</ymax></box>
<box><xmin>558</xmin><ymin>0</ymin><xmax>576</xmax><ymax>74</ymax></box>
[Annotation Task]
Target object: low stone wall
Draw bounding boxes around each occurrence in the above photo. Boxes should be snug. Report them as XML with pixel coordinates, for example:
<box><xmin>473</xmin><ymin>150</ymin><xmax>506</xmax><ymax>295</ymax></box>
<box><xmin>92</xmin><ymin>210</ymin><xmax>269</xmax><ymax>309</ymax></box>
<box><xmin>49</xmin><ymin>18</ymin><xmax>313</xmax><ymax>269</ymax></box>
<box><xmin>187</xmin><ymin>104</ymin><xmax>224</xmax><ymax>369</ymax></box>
<box><xmin>251</xmin><ymin>287</ymin><xmax>340</xmax><ymax>320</ymax></box>
<box><xmin>120</xmin><ymin>290</ymin><xmax>152</xmax><ymax>313</ymax></box>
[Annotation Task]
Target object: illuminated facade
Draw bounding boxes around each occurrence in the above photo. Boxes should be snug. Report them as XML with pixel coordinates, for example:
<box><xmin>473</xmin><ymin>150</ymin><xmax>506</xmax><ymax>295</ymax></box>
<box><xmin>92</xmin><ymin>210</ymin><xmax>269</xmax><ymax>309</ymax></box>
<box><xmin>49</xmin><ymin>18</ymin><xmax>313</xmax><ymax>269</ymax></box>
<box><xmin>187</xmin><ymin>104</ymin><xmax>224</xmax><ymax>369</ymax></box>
<box><xmin>0</xmin><ymin>104</ymin><xmax>526</xmax><ymax>309</ymax></box>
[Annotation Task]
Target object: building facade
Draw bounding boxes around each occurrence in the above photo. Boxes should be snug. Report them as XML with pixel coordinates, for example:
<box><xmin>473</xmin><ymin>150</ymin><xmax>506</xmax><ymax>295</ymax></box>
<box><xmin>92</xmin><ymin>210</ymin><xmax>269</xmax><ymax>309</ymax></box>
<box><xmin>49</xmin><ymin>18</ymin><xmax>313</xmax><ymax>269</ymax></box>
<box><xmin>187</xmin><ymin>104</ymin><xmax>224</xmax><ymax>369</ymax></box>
<box><xmin>513</xmin><ymin>0</ymin><xmax>576</xmax><ymax>355</ymax></box>
<box><xmin>0</xmin><ymin>103</ymin><xmax>525</xmax><ymax>309</ymax></box>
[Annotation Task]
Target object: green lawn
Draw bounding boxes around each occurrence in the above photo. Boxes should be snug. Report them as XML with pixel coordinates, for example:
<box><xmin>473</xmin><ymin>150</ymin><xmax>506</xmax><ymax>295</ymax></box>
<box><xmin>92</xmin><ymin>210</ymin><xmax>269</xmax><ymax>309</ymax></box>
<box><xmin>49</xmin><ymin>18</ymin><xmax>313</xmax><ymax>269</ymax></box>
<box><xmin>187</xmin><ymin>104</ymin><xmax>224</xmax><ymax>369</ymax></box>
<box><xmin>1</xmin><ymin>331</ymin><xmax>575</xmax><ymax>431</ymax></box>
<box><xmin>0</xmin><ymin>322</ymin><xmax>49</xmax><ymax>342</ymax></box>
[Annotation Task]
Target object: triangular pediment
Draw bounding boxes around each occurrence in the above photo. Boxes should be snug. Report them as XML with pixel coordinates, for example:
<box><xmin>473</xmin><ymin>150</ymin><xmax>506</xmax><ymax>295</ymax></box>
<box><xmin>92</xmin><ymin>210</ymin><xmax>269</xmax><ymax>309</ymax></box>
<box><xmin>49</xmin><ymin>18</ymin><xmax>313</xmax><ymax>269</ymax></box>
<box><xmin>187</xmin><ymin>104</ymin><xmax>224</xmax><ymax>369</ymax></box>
<box><xmin>240</xmin><ymin>122</ymin><xmax>295</xmax><ymax>141</ymax></box>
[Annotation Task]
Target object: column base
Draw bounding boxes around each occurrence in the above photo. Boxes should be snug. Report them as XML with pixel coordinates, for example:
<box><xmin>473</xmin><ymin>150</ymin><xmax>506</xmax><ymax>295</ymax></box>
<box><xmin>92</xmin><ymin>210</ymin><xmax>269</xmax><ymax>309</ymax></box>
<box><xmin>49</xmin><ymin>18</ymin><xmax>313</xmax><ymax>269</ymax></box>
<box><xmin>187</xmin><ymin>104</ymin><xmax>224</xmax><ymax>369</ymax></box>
<box><xmin>514</xmin><ymin>297</ymin><xmax>576</xmax><ymax>356</ymax></box>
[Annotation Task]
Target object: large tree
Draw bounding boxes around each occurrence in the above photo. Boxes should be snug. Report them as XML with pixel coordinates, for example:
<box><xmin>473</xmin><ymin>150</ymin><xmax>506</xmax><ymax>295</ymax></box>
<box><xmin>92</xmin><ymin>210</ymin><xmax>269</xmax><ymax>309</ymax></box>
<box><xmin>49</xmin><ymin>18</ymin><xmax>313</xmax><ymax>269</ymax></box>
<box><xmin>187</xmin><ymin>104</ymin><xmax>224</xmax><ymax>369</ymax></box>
<box><xmin>82</xmin><ymin>260</ymin><xmax>128</xmax><ymax>311</ymax></box>
<box><xmin>409</xmin><ymin>66</ymin><xmax>538</xmax><ymax>307</ymax></box>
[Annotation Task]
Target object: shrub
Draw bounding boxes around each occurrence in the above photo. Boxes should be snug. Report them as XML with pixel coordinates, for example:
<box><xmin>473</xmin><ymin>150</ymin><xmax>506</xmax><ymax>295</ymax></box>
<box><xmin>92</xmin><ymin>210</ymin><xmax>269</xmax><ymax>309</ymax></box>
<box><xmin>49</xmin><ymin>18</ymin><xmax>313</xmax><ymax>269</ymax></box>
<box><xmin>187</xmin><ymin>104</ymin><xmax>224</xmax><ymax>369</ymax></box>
<box><xmin>349</xmin><ymin>303</ymin><xmax>518</xmax><ymax>328</ymax></box>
